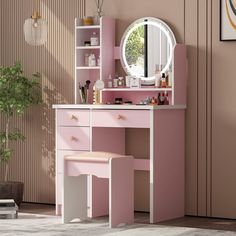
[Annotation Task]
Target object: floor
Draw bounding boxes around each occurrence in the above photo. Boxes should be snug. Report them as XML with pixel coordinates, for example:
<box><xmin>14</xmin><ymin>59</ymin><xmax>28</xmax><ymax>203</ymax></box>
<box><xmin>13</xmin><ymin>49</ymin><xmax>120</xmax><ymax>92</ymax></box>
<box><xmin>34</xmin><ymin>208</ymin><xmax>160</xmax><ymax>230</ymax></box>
<box><xmin>19</xmin><ymin>203</ymin><xmax>236</xmax><ymax>232</ymax></box>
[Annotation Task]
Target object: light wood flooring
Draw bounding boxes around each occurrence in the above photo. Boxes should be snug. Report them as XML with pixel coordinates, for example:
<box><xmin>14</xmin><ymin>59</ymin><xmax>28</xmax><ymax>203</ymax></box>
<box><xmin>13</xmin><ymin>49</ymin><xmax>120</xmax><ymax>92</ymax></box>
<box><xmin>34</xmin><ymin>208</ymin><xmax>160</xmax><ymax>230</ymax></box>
<box><xmin>19</xmin><ymin>203</ymin><xmax>236</xmax><ymax>232</ymax></box>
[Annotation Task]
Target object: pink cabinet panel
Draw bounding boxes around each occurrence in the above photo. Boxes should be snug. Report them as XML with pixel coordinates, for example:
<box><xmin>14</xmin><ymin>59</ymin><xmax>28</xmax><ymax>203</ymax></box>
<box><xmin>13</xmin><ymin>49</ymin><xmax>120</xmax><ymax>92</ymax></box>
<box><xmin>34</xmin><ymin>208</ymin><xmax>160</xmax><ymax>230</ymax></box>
<box><xmin>57</xmin><ymin>150</ymin><xmax>84</xmax><ymax>174</ymax></box>
<box><xmin>92</xmin><ymin>110</ymin><xmax>150</xmax><ymax>128</ymax></box>
<box><xmin>57</xmin><ymin>127</ymin><xmax>90</xmax><ymax>150</ymax></box>
<box><xmin>57</xmin><ymin>109</ymin><xmax>90</xmax><ymax>126</ymax></box>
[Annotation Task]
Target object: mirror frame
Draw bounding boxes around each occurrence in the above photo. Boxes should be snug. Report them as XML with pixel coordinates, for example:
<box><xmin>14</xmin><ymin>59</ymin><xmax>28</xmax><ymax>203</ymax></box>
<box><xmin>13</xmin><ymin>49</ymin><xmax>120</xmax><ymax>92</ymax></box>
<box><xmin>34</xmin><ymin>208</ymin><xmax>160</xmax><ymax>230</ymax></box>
<box><xmin>120</xmin><ymin>17</ymin><xmax>177</xmax><ymax>81</ymax></box>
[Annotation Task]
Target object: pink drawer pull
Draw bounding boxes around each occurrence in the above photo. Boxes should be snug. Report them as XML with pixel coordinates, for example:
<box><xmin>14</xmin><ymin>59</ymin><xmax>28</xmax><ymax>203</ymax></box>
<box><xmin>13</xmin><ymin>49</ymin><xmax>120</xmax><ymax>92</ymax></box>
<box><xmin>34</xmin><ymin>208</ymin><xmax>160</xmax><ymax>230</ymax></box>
<box><xmin>70</xmin><ymin>115</ymin><xmax>78</xmax><ymax>121</ymax></box>
<box><xmin>117</xmin><ymin>114</ymin><xmax>125</xmax><ymax>120</ymax></box>
<box><xmin>70</xmin><ymin>136</ymin><xmax>79</xmax><ymax>142</ymax></box>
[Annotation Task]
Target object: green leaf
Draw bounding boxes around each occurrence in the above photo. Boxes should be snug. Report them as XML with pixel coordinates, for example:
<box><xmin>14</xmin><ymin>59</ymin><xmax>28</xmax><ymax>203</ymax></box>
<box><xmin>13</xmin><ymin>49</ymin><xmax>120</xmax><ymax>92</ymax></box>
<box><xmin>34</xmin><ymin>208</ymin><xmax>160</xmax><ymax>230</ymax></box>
<box><xmin>0</xmin><ymin>148</ymin><xmax>12</xmax><ymax>163</ymax></box>
<box><xmin>0</xmin><ymin>62</ymin><xmax>42</xmax><ymax>165</ymax></box>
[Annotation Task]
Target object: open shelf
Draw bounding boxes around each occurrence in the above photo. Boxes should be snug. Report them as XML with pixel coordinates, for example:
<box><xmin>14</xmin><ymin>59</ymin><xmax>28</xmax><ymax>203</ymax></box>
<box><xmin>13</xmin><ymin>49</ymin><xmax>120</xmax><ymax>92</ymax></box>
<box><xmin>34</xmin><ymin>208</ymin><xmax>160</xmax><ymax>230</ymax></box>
<box><xmin>76</xmin><ymin>66</ymin><xmax>100</xmax><ymax>70</ymax></box>
<box><xmin>76</xmin><ymin>46</ymin><xmax>100</xmax><ymax>49</ymax></box>
<box><xmin>102</xmin><ymin>87</ymin><xmax>172</xmax><ymax>92</ymax></box>
<box><xmin>76</xmin><ymin>25</ymin><xmax>100</xmax><ymax>29</ymax></box>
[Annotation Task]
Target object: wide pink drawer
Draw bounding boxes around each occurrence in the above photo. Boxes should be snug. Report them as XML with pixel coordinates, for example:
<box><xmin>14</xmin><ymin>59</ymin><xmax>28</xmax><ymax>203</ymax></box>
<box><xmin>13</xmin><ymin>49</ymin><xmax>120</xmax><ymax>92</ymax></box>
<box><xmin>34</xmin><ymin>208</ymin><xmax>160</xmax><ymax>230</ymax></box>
<box><xmin>92</xmin><ymin>110</ymin><xmax>150</xmax><ymax>128</ymax></box>
<box><xmin>57</xmin><ymin>127</ymin><xmax>90</xmax><ymax>150</ymax></box>
<box><xmin>57</xmin><ymin>109</ymin><xmax>89</xmax><ymax>126</ymax></box>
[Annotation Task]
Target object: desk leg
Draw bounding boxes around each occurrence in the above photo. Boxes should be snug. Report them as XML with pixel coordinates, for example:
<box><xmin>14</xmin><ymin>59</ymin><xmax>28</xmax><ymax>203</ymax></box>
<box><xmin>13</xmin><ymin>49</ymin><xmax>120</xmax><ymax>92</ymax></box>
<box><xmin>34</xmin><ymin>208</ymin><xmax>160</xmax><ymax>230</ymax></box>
<box><xmin>62</xmin><ymin>175</ymin><xmax>87</xmax><ymax>223</ymax></box>
<box><xmin>109</xmin><ymin>157</ymin><xmax>134</xmax><ymax>228</ymax></box>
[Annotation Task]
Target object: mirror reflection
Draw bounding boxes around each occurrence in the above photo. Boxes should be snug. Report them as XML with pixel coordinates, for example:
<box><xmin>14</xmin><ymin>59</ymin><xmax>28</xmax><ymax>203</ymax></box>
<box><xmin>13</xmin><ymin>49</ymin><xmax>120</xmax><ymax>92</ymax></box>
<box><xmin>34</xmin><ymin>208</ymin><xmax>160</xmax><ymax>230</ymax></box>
<box><xmin>121</xmin><ymin>17</ymin><xmax>176</xmax><ymax>83</ymax></box>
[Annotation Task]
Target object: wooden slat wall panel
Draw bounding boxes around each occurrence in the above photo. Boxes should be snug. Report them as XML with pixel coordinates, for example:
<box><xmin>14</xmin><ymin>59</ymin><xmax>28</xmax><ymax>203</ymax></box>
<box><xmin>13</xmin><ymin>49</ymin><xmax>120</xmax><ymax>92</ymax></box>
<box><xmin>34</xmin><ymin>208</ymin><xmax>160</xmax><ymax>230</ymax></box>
<box><xmin>184</xmin><ymin>0</ymin><xmax>199</xmax><ymax>215</ymax></box>
<box><xmin>185</xmin><ymin>0</ymin><xmax>213</xmax><ymax>217</ymax></box>
<box><xmin>0</xmin><ymin>0</ymin><xmax>85</xmax><ymax>203</ymax></box>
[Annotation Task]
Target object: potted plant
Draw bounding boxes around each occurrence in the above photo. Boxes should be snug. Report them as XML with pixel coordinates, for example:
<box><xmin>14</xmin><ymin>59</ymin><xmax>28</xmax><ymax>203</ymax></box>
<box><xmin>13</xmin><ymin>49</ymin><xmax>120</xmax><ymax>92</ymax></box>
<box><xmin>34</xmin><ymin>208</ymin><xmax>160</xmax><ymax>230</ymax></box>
<box><xmin>0</xmin><ymin>62</ymin><xmax>41</xmax><ymax>206</ymax></box>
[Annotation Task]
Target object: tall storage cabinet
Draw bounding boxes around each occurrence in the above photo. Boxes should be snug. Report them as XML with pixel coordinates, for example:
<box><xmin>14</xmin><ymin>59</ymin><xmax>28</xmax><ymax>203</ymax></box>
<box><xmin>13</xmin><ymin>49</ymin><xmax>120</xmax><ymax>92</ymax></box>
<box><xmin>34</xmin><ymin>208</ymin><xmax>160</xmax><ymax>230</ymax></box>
<box><xmin>75</xmin><ymin>17</ymin><xmax>115</xmax><ymax>104</ymax></box>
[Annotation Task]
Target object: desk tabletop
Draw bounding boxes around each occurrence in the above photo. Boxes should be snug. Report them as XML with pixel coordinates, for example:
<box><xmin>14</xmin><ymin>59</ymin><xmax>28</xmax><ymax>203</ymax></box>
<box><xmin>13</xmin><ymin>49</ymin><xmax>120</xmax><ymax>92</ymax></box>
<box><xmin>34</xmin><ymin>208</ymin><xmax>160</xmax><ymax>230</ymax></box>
<box><xmin>52</xmin><ymin>104</ymin><xmax>186</xmax><ymax>110</ymax></box>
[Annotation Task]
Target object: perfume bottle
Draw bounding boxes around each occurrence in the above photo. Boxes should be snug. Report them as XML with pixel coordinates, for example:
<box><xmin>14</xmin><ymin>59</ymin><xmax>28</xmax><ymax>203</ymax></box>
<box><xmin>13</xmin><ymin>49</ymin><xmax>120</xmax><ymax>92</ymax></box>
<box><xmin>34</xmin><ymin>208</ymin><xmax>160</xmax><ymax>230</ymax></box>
<box><xmin>161</xmin><ymin>73</ymin><xmax>166</xmax><ymax>88</ymax></box>
<box><xmin>88</xmin><ymin>54</ymin><xmax>96</xmax><ymax>67</ymax></box>
<box><xmin>90</xmin><ymin>32</ymin><xmax>99</xmax><ymax>46</ymax></box>
<box><xmin>107</xmin><ymin>74</ymin><xmax>113</xmax><ymax>88</ymax></box>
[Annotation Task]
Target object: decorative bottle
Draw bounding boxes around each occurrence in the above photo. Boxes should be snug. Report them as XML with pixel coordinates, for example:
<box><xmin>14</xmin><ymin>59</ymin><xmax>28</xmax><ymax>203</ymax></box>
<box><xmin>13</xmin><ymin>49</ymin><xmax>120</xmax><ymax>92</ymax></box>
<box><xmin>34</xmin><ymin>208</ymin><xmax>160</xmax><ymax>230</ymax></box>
<box><xmin>90</xmin><ymin>32</ymin><xmax>99</xmax><ymax>46</ymax></box>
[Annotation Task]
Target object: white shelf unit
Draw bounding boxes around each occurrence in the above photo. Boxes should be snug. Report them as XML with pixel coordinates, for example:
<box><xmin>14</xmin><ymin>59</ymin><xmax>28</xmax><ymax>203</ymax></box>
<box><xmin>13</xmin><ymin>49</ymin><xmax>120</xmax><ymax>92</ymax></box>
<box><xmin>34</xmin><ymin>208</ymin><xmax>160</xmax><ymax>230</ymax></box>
<box><xmin>75</xmin><ymin>17</ymin><xmax>115</xmax><ymax>104</ymax></box>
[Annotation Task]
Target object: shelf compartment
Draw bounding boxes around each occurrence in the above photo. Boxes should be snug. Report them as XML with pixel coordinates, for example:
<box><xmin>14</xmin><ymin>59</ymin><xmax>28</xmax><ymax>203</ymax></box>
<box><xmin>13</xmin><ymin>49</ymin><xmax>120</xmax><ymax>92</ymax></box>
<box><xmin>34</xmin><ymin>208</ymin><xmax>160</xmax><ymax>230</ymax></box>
<box><xmin>76</xmin><ymin>28</ymin><xmax>100</xmax><ymax>48</ymax></box>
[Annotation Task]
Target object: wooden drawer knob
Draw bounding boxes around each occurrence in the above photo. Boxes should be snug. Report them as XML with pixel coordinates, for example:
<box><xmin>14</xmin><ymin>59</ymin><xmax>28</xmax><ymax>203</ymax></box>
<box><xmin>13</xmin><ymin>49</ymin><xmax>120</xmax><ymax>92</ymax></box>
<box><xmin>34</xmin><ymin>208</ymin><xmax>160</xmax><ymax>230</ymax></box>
<box><xmin>71</xmin><ymin>115</ymin><xmax>78</xmax><ymax>121</ymax></box>
<box><xmin>70</xmin><ymin>136</ymin><xmax>78</xmax><ymax>142</ymax></box>
<box><xmin>117</xmin><ymin>114</ymin><xmax>124</xmax><ymax>120</ymax></box>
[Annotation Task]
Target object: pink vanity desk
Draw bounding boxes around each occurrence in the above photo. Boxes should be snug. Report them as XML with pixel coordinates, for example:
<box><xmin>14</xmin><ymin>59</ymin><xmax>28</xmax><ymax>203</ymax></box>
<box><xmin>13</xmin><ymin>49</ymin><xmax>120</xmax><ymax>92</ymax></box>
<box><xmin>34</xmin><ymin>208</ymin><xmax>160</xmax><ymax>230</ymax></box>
<box><xmin>53</xmin><ymin>103</ymin><xmax>186</xmax><ymax>223</ymax></box>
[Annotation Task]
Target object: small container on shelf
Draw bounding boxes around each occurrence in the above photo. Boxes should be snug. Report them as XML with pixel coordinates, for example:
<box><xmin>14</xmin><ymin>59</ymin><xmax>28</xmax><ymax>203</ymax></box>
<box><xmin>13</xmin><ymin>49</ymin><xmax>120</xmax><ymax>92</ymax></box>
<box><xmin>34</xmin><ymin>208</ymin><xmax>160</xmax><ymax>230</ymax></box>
<box><xmin>125</xmin><ymin>75</ymin><xmax>131</xmax><ymax>88</ymax></box>
<box><xmin>83</xmin><ymin>16</ymin><xmax>93</xmax><ymax>25</ymax></box>
<box><xmin>76</xmin><ymin>18</ymin><xmax>83</xmax><ymax>26</ymax></box>
<box><xmin>117</xmin><ymin>77</ymin><xmax>125</xmax><ymax>87</ymax></box>
<box><xmin>97</xmin><ymin>55</ymin><xmax>100</xmax><ymax>67</ymax></box>
<box><xmin>155</xmin><ymin>64</ymin><xmax>162</xmax><ymax>87</ymax></box>
<box><xmin>84</xmin><ymin>41</ymin><xmax>91</xmax><ymax>46</ymax></box>
<box><xmin>84</xmin><ymin>53</ymin><xmax>89</xmax><ymax>66</ymax></box>
<box><xmin>161</xmin><ymin>73</ymin><xmax>166</xmax><ymax>88</ymax></box>
<box><xmin>107</xmin><ymin>75</ymin><xmax>113</xmax><ymax>88</ymax></box>
<box><xmin>93</xmin><ymin>16</ymin><xmax>100</xmax><ymax>25</ymax></box>
<box><xmin>88</xmin><ymin>53</ymin><xmax>96</xmax><ymax>67</ymax></box>
<box><xmin>167</xmin><ymin>68</ymin><xmax>172</xmax><ymax>87</ymax></box>
<box><xmin>113</xmin><ymin>75</ymin><xmax>118</xmax><ymax>88</ymax></box>
<box><xmin>90</xmin><ymin>32</ymin><xmax>99</xmax><ymax>46</ymax></box>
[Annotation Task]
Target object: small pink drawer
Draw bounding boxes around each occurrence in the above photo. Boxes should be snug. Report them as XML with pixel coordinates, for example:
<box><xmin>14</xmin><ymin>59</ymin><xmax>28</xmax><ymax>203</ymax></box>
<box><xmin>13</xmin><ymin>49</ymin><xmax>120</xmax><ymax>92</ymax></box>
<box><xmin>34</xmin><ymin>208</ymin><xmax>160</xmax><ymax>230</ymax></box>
<box><xmin>57</xmin><ymin>127</ymin><xmax>90</xmax><ymax>150</ymax></box>
<box><xmin>92</xmin><ymin>110</ymin><xmax>150</xmax><ymax>128</ymax></box>
<box><xmin>57</xmin><ymin>109</ymin><xmax>89</xmax><ymax>126</ymax></box>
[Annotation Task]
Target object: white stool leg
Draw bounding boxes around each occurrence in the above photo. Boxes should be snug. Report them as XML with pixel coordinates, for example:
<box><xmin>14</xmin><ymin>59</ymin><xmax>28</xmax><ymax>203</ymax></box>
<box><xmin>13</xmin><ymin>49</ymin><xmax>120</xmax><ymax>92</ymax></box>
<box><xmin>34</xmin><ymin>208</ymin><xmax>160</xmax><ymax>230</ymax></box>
<box><xmin>109</xmin><ymin>157</ymin><xmax>134</xmax><ymax>228</ymax></box>
<box><xmin>63</xmin><ymin>175</ymin><xmax>87</xmax><ymax>223</ymax></box>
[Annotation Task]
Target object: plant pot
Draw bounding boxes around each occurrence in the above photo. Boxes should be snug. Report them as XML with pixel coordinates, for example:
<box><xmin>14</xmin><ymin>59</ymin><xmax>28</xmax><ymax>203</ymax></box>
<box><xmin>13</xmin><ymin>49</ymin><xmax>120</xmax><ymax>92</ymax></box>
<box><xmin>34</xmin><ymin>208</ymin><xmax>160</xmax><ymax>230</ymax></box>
<box><xmin>0</xmin><ymin>181</ymin><xmax>24</xmax><ymax>207</ymax></box>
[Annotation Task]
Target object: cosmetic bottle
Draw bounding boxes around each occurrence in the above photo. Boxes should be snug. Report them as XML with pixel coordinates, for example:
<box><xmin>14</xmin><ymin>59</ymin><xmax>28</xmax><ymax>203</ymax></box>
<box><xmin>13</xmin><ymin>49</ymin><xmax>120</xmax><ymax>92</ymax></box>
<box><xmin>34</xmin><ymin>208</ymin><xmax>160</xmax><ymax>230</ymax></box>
<box><xmin>97</xmin><ymin>55</ymin><xmax>100</xmax><ymax>67</ymax></box>
<box><xmin>157</xmin><ymin>93</ymin><xmax>161</xmax><ymax>105</ymax></box>
<box><xmin>89</xmin><ymin>54</ymin><xmax>96</xmax><ymax>67</ymax></box>
<box><xmin>161</xmin><ymin>73</ymin><xmax>166</xmax><ymax>88</ymax></box>
<box><xmin>155</xmin><ymin>64</ymin><xmax>162</xmax><ymax>87</ymax></box>
<box><xmin>113</xmin><ymin>74</ymin><xmax>118</xmax><ymax>88</ymax></box>
<box><xmin>117</xmin><ymin>77</ymin><xmax>124</xmax><ymax>87</ymax></box>
<box><xmin>164</xmin><ymin>92</ymin><xmax>169</xmax><ymax>105</ymax></box>
<box><xmin>168</xmin><ymin>68</ymin><xmax>172</xmax><ymax>87</ymax></box>
<box><xmin>107</xmin><ymin>74</ymin><xmax>113</xmax><ymax>88</ymax></box>
<box><xmin>90</xmin><ymin>32</ymin><xmax>99</xmax><ymax>46</ymax></box>
<box><xmin>125</xmin><ymin>76</ymin><xmax>131</xmax><ymax>87</ymax></box>
<box><xmin>84</xmin><ymin>53</ymin><xmax>89</xmax><ymax>66</ymax></box>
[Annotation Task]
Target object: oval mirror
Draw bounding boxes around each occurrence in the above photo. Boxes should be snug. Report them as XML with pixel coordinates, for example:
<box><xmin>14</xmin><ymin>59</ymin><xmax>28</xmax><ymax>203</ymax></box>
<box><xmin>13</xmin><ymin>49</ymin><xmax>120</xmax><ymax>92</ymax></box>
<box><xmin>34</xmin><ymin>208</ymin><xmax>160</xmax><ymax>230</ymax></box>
<box><xmin>120</xmin><ymin>17</ymin><xmax>176</xmax><ymax>85</ymax></box>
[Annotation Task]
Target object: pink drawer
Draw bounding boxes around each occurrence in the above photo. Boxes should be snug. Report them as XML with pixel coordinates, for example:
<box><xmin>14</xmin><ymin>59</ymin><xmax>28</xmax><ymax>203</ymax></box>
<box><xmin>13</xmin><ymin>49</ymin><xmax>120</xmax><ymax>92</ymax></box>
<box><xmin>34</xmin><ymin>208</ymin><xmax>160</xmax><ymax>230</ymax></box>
<box><xmin>57</xmin><ymin>127</ymin><xmax>90</xmax><ymax>150</ymax></box>
<box><xmin>92</xmin><ymin>110</ymin><xmax>150</xmax><ymax>128</ymax></box>
<box><xmin>57</xmin><ymin>109</ymin><xmax>89</xmax><ymax>126</ymax></box>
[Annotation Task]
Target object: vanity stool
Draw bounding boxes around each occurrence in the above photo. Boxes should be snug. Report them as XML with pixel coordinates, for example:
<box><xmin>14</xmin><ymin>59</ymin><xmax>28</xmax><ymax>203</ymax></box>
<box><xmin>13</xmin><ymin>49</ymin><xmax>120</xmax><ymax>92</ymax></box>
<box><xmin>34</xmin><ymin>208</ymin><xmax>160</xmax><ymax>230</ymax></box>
<box><xmin>62</xmin><ymin>152</ymin><xmax>134</xmax><ymax>228</ymax></box>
